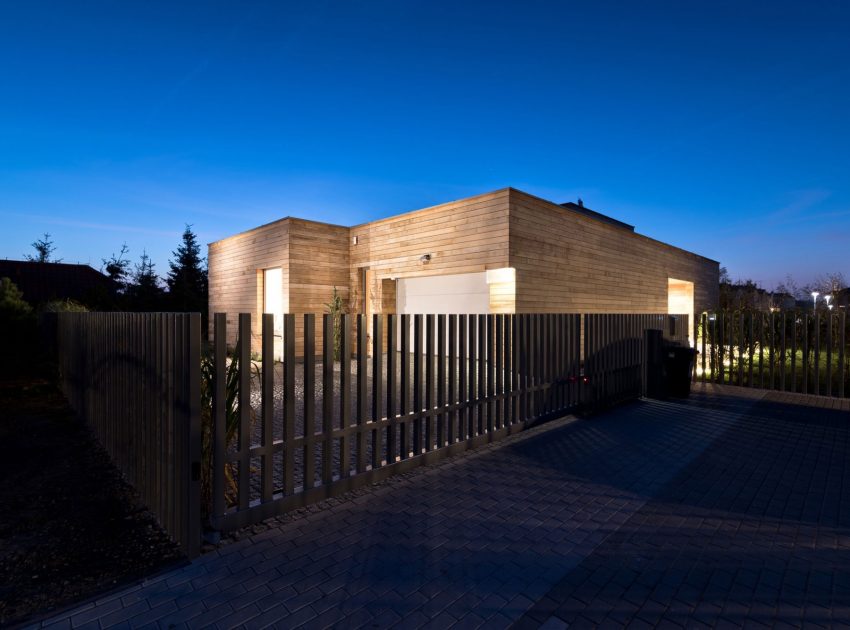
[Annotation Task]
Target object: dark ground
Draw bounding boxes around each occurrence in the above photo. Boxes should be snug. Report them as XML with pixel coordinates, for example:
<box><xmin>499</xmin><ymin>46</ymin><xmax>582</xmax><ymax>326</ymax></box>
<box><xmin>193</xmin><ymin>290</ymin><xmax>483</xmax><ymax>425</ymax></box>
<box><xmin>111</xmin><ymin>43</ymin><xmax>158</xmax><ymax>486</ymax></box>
<box><xmin>0</xmin><ymin>379</ymin><xmax>183</xmax><ymax>627</ymax></box>
<box><xmin>34</xmin><ymin>384</ymin><xmax>850</xmax><ymax>629</ymax></box>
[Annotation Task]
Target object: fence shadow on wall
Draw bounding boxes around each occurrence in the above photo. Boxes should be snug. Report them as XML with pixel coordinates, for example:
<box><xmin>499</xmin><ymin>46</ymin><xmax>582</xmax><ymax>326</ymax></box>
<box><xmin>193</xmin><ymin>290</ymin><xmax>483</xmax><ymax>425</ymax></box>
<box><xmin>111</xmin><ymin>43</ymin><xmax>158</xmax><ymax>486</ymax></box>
<box><xmin>57</xmin><ymin>312</ymin><xmax>202</xmax><ymax>557</ymax></box>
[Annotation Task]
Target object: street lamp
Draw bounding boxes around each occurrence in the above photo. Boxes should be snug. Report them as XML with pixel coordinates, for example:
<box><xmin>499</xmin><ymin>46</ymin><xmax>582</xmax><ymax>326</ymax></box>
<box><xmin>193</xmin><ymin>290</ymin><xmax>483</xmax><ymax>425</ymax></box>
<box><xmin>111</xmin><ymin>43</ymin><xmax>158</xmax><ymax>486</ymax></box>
<box><xmin>825</xmin><ymin>294</ymin><xmax>833</xmax><ymax>310</ymax></box>
<box><xmin>811</xmin><ymin>291</ymin><xmax>819</xmax><ymax>312</ymax></box>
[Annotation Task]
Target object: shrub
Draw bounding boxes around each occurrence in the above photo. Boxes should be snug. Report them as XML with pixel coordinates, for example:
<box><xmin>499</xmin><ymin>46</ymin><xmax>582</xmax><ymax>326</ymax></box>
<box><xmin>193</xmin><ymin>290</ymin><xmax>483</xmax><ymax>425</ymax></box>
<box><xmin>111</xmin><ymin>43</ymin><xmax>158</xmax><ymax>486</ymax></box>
<box><xmin>0</xmin><ymin>278</ymin><xmax>36</xmax><ymax>376</ymax></box>
<box><xmin>199</xmin><ymin>341</ymin><xmax>259</xmax><ymax>523</ymax></box>
<box><xmin>324</xmin><ymin>286</ymin><xmax>345</xmax><ymax>361</ymax></box>
<box><xmin>41</xmin><ymin>299</ymin><xmax>88</xmax><ymax>313</ymax></box>
<box><xmin>0</xmin><ymin>277</ymin><xmax>33</xmax><ymax>319</ymax></box>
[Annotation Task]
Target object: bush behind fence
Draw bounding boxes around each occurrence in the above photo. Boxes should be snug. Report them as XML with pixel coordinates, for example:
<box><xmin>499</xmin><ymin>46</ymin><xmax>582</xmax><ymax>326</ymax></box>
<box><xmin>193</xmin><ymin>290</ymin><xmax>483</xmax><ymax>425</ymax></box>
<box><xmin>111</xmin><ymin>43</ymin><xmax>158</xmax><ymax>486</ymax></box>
<box><xmin>697</xmin><ymin>310</ymin><xmax>848</xmax><ymax>398</ymax></box>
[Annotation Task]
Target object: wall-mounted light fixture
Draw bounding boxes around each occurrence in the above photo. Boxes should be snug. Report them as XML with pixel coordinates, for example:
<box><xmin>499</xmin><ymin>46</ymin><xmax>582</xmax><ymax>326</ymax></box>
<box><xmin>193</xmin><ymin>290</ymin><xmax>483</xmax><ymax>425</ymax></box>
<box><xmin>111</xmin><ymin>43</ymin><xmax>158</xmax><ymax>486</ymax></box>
<box><xmin>420</xmin><ymin>253</ymin><xmax>431</xmax><ymax>263</ymax></box>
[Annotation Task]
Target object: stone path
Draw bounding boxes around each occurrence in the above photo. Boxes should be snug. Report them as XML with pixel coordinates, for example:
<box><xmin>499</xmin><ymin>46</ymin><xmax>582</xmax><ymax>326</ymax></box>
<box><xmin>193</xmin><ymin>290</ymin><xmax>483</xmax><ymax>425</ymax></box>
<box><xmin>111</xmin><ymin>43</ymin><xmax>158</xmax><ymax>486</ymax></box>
<box><xmin>34</xmin><ymin>384</ymin><xmax>850</xmax><ymax>629</ymax></box>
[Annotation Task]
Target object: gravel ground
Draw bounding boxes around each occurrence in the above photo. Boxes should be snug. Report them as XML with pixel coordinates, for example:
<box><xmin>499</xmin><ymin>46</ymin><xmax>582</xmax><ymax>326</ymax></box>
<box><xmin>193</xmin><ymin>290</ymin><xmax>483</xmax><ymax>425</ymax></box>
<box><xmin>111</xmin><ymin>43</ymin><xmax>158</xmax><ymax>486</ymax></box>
<box><xmin>241</xmin><ymin>356</ymin><xmax>429</xmax><ymax>499</ymax></box>
<box><xmin>0</xmin><ymin>380</ymin><xmax>184</xmax><ymax>627</ymax></box>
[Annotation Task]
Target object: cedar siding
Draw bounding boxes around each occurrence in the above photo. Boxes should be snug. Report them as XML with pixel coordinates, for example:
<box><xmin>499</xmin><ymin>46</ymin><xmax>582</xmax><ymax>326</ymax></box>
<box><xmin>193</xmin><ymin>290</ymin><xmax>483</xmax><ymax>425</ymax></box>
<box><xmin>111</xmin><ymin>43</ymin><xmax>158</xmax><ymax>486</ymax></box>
<box><xmin>508</xmin><ymin>189</ymin><xmax>718</xmax><ymax>315</ymax></box>
<box><xmin>208</xmin><ymin>187</ymin><xmax>718</xmax><ymax>355</ymax></box>
<box><xmin>207</xmin><ymin>218</ymin><xmax>290</xmax><ymax>351</ymax></box>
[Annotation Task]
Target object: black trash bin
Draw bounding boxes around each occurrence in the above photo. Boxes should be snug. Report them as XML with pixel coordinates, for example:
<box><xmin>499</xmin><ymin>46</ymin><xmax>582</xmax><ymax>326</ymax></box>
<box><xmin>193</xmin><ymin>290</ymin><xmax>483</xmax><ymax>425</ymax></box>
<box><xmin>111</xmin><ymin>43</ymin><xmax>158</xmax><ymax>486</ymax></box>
<box><xmin>664</xmin><ymin>344</ymin><xmax>696</xmax><ymax>397</ymax></box>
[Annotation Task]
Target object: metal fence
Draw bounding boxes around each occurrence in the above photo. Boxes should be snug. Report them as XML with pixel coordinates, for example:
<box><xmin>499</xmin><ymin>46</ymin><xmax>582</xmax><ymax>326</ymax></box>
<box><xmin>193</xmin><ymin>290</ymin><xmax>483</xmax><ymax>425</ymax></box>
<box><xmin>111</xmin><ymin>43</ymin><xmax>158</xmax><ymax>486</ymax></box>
<box><xmin>697</xmin><ymin>310</ymin><xmax>848</xmax><ymax>398</ymax></box>
<box><xmin>584</xmin><ymin>313</ymin><xmax>688</xmax><ymax>408</ymax></box>
<box><xmin>52</xmin><ymin>310</ymin><xmax>687</xmax><ymax>549</ymax></box>
<box><xmin>57</xmin><ymin>312</ymin><xmax>202</xmax><ymax>557</ymax></box>
<box><xmin>210</xmin><ymin>312</ymin><xmax>687</xmax><ymax>533</ymax></box>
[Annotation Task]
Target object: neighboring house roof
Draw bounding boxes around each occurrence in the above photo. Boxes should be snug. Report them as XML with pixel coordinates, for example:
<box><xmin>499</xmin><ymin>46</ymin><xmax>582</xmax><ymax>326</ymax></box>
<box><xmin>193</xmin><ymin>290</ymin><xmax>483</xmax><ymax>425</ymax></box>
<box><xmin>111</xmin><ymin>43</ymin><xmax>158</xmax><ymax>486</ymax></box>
<box><xmin>0</xmin><ymin>260</ymin><xmax>112</xmax><ymax>305</ymax></box>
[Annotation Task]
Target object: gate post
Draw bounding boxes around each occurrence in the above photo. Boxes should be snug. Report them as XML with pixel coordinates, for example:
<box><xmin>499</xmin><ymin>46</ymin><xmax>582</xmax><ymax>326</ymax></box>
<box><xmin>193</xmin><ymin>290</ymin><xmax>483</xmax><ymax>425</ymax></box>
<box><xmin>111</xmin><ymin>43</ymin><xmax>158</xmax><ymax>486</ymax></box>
<box><xmin>186</xmin><ymin>313</ymin><xmax>202</xmax><ymax>558</ymax></box>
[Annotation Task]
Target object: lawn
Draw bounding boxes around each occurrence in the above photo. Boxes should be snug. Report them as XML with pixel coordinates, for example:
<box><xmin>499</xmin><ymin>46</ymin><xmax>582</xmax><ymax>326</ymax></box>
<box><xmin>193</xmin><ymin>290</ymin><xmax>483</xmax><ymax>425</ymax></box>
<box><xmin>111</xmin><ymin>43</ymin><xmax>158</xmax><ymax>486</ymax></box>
<box><xmin>695</xmin><ymin>343</ymin><xmax>848</xmax><ymax>396</ymax></box>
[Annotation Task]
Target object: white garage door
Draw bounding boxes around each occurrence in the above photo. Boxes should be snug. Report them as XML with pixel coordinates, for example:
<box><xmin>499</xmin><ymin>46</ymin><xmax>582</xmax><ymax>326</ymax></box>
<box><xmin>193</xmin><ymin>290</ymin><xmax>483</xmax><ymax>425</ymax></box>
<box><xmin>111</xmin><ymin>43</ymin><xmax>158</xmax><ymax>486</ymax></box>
<box><xmin>397</xmin><ymin>272</ymin><xmax>490</xmax><ymax>315</ymax></box>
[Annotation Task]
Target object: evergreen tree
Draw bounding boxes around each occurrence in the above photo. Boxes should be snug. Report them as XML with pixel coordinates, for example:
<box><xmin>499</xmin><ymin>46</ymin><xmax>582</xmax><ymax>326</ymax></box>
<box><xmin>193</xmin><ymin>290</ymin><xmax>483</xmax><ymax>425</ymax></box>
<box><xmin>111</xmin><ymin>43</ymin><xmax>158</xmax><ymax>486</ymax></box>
<box><xmin>126</xmin><ymin>250</ymin><xmax>164</xmax><ymax>311</ymax></box>
<box><xmin>25</xmin><ymin>233</ymin><xmax>61</xmax><ymax>263</ymax></box>
<box><xmin>101</xmin><ymin>243</ymin><xmax>131</xmax><ymax>293</ymax></box>
<box><xmin>99</xmin><ymin>243</ymin><xmax>132</xmax><ymax>309</ymax></box>
<box><xmin>167</xmin><ymin>225</ymin><xmax>208</xmax><ymax>316</ymax></box>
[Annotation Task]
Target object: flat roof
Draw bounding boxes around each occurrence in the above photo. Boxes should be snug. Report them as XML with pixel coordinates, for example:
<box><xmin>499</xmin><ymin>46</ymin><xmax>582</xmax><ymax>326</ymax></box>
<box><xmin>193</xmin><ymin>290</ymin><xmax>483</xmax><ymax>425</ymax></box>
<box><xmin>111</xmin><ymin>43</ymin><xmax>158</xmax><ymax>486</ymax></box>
<box><xmin>209</xmin><ymin>187</ymin><xmax>719</xmax><ymax>264</ymax></box>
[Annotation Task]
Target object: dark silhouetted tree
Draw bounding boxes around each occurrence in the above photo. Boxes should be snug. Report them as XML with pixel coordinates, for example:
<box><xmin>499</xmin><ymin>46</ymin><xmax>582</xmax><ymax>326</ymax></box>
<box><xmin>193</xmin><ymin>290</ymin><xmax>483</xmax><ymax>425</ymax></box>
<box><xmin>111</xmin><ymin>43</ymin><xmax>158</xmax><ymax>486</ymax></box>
<box><xmin>25</xmin><ymin>233</ymin><xmax>61</xmax><ymax>263</ymax></box>
<box><xmin>814</xmin><ymin>272</ymin><xmax>846</xmax><ymax>297</ymax></box>
<box><xmin>101</xmin><ymin>243</ymin><xmax>131</xmax><ymax>294</ymax></box>
<box><xmin>126</xmin><ymin>250</ymin><xmax>164</xmax><ymax>311</ymax></box>
<box><xmin>167</xmin><ymin>225</ymin><xmax>208</xmax><ymax>322</ymax></box>
<box><xmin>0</xmin><ymin>277</ymin><xmax>33</xmax><ymax>318</ymax></box>
<box><xmin>0</xmin><ymin>277</ymin><xmax>36</xmax><ymax>374</ymax></box>
<box><xmin>771</xmin><ymin>275</ymin><xmax>800</xmax><ymax>310</ymax></box>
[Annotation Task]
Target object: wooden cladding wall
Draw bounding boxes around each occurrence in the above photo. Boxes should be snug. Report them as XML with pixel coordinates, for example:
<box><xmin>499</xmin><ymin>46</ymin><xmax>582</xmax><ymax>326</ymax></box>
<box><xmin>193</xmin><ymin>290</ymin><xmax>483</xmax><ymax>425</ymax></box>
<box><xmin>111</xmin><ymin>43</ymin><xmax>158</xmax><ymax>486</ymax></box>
<box><xmin>57</xmin><ymin>313</ymin><xmax>202</xmax><ymax>557</ymax></box>
<box><xmin>509</xmin><ymin>190</ymin><xmax>719</xmax><ymax>317</ymax></box>
<box><xmin>209</xmin><ymin>311</ymin><xmax>676</xmax><ymax>532</ymax></box>
<box><xmin>349</xmin><ymin>189</ymin><xmax>511</xmax><ymax>314</ymax></box>
<box><xmin>288</xmin><ymin>219</ymin><xmax>350</xmax><ymax>357</ymax></box>
<box><xmin>208</xmin><ymin>187</ymin><xmax>718</xmax><ymax>357</ymax></box>
<box><xmin>208</xmin><ymin>219</ymin><xmax>290</xmax><ymax>351</ymax></box>
<box><xmin>208</xmin><ymin>218</ymin><xmax>349</xmax><ymax>356</ymax></box>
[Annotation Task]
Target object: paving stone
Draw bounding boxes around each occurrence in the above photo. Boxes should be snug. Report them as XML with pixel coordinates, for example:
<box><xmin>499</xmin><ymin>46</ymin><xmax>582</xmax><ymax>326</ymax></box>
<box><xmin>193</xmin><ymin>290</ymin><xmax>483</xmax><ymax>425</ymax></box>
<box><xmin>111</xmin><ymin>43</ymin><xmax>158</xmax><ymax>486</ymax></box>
<box><xmin>70</xmin><ymin>598</ymin><xmax>122</xmax><ymax>627</ymax></box>
<box><xmin>95</xmin><ymin>599</ymin><xmax>149</xmax><ymax>627</ymax></box>
<box><xmin>39</xmin><ymin>386</ymin><xmax>850</xmax><ymax>629</ymax></box>
<box><xmin>181</xmin><ymin>601</ymin><xmax>234</xmax><ymax>628</ymax></box>
<box><xmin>213</xmin><ymin>602</ymin><xmax>261</xmax><ymax>629</ymax></box>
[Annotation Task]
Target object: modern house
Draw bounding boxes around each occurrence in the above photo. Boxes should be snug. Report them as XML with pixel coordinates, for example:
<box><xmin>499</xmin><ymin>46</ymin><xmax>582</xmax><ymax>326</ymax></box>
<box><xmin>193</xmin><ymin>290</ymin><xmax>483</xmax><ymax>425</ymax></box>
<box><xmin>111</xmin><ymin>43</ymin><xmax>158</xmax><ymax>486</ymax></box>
<box><xmin>208</xmin><ymin>188</ymin><xmax>719</xmax><ymax>355</ymax></box>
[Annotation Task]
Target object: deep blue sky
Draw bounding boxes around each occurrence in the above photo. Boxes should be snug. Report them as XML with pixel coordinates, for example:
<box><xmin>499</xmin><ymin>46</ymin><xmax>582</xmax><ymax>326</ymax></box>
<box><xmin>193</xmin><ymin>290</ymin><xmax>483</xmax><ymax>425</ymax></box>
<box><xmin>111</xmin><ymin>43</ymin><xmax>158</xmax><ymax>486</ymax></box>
<box><xmin>1</xmin><ymin>1</ymin><xmax>848</xmax><ymax>289</ymax></box>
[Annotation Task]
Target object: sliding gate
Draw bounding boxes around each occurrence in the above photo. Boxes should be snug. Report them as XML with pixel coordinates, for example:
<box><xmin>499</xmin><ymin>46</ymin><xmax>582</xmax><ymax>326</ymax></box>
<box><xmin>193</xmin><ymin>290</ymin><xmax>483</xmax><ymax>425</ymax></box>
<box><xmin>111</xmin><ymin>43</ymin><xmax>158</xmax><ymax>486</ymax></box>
<box><xmin>209</xmin><ymin>312</ymin><xmax>686</xmax><ymax>533</ymax></box>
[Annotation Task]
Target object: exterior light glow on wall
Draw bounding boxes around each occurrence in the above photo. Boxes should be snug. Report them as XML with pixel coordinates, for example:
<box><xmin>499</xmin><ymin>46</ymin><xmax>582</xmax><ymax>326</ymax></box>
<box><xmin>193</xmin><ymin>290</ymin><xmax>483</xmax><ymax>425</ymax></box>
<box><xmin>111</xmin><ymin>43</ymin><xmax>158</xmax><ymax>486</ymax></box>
<box><xmin>485</xmin><ymin>267</ymin><xmax>516</xmax><ymax>284</ymax></box>
<box><xmin>484</xmin><ymin>267</ymin><xmax>516</xmax><ymax>313</ymax></box>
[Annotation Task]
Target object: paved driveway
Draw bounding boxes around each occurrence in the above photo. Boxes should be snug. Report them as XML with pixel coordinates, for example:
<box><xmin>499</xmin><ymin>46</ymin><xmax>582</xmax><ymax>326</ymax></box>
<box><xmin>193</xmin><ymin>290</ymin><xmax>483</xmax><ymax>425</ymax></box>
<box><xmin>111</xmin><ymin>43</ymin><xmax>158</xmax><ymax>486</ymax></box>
<box><xmin>36</xmin><ymin>385</ymin><xmax>850</xmax><ymax>629</ymax></box>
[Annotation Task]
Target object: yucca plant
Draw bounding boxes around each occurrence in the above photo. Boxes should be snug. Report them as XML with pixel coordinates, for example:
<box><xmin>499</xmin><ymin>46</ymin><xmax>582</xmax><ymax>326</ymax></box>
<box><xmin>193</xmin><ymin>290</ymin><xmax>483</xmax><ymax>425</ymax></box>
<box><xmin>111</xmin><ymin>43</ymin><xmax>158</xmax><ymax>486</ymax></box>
<box><xmin>199</xmin><ymin>341</ymin><xmax>258</xmax><ymax>521</ymax></box>
<box><xmin>324</xmin><ymin>286</ymin><xmax>345</xmax><ymax>362</ymax></box>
